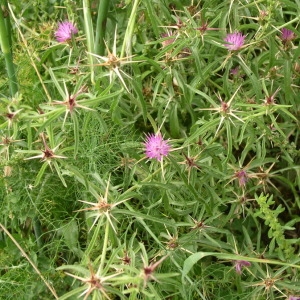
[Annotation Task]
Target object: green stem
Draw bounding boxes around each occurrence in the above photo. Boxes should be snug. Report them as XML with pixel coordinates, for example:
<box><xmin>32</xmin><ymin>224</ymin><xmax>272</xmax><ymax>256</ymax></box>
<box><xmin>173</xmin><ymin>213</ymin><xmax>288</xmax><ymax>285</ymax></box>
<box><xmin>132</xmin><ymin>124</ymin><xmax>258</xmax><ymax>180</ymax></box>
<box><xmin>95</xmin><ymin>0</ymin><xmax>110</xmax><ymax>55</ymax></box>
<box><xmin>83</xmin><ymin>220</ymin><xmax>102</xmax><ymax>263</ymax></box>
<box><xmin>97</xmin><ymin>218</ymin><xmax>110</xmax><ymax>276</ymax></box>
<box><xmin>32</xmin><ymin>217</ymin><xmax>43</xmax><ymax>251</ymax></box>
<box><xmin>2</xmin><ymin>0</ymin><xmax>11</xmax><ymax>46</ymax></box>
<box><xmin>0</xmin><ymin>1</ymin><xmax>18</xmax><ymax>96</ymax></box>
<box><xmin>120</xmin><ymin>0</ymin><xmax>140</xmax><ymax>58</ymax></box>
<box><xmin>82</xmin><ymin>0</ymin><xmax>95</xmax><ymax>83</ymax></box>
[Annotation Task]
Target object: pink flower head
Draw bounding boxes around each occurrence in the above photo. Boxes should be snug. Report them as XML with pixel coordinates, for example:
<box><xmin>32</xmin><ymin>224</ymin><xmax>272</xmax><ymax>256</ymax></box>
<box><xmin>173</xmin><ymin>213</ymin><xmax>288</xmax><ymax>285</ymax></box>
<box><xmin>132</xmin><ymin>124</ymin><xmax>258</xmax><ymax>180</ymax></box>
<box><xmin>280</xmin><ymin>28</ymin><xmax>295</xmax><ymax>42</ymax></box>
<box><xmin>234</xmin><ymin>169</ymin><xmax>248</xmax><ymax>187</ymax></box>
<box><xmin>55</xmin><ymin>21</ymin><xmax>78</xmax><ymax>42</ymax></box>
<box><xmin>289</xmin><ymin>297</ymin><xmax>300</xmax><ymax>300</ymax></box>
<box><xmin>161</xmin><ymin>32</ymin><xmax>175</xmax><ymax>48</ymax></box>
<box><xmin>224</xmin><ymin>32</ymin><xmax>245</xmax><ymax>51</ymax></box>
<box><xmin>234</xmin><ymin>260</ymin><xmax>251</xmax><ymax>274</ymax></box>
<box><xmin>230</xmin><ymin>66</ymin><xmax>239</xmax><ymax>76</ymax></box>
<box><xmin>144</xmin><ymin>133</ymin><xmax>170</xmax><ymax>161</ymax></box>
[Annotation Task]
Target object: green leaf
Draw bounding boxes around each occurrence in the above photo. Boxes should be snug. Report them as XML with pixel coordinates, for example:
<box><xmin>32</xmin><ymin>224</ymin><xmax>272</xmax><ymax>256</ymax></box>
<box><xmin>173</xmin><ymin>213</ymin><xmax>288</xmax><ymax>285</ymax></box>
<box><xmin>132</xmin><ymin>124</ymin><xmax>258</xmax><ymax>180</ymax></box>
<box><xmin>58</xmin><ymin>220</ymin><xmax>82</xmax><ymax>257</ymax></box>
<box><xmin>34</xmin><ymin>162</ymin><xmax>49</xmax><ymax>186</ymax></box>
<box><xmin>183</xmin><ymin>252</ymin><xmax>300</xmax><ymax>279</ymax></box>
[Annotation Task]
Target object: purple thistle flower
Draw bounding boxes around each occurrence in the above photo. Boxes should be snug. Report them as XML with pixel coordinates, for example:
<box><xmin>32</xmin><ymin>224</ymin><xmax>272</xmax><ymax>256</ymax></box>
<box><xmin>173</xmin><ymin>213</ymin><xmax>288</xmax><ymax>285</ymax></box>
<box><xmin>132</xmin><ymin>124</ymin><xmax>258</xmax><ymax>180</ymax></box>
<box><xmin>280</xmin><ymin>28</ymin><xmax>295</xmax><ymax>42</ymax></box>
<box><xmin>144</xmin><ymin>134</ymin><xmax>170</xmax><ymax>161</ymax></box>
<box><xmin>289</xmin><ymin>297</ymin><xmax>300</xmax><ymax>300</ymax></box>
<box><xmin>161</xmin><ymin>32</ymin><xmax>175</xmax><ymax>48</ymax></box>
<box><xmin>234</xmin><ymin>170</ymin><xmax>248</xmax><ymax>187</ymax></box>
<box><xmin>55</xmin><ymin>21</ymin><xmax>78</xmax><ymax>43</ymax></box>
<box><xmin>234</xmin><ymin>260</ymin><xmax>251</xmax><ymax>274</ymax></box>
<box><xmin>224</xmin><ymin>32</ymin><xmax>245</xmax><ymax>51</ymax></box>
<box><xmin>230</xmin><ymin>66</ymin><xmax>239</xmax><ymax>76</ymax></box>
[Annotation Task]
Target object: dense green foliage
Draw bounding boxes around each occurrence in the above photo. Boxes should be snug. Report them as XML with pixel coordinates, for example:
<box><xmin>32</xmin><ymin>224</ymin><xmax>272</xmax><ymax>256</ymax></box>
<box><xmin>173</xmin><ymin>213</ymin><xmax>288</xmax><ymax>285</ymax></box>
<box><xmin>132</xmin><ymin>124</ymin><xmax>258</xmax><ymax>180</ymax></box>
<box><xmin>0</xmin><ymin>0</ymin><xmax>300</xmax><ymax>299</ymax></box>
